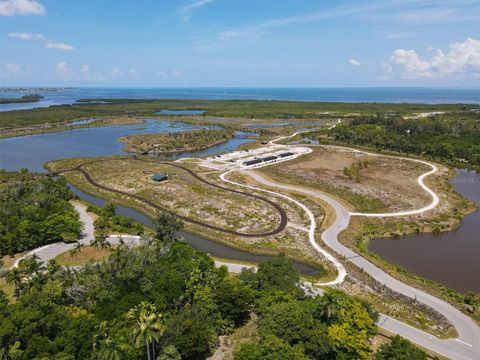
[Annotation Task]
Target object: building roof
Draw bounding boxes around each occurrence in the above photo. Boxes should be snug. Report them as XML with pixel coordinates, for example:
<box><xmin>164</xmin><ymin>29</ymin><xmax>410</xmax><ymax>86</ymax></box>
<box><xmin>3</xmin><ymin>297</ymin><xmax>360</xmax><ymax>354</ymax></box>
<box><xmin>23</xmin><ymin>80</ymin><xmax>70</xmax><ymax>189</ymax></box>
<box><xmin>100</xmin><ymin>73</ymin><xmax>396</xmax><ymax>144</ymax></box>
<box><xmin>151</xmin><ymin>173</ymin><xmax>168</xmax><ymax>181</ymax></box>
<box><xmin>261</xmin><ymin>155</ymin><xmax>277</xmax><ymax>162</ymax></box>
<box><xmin>243</xmin><ymin>159</ymin><xmax>263</xmax><ymax>166</ymax></box>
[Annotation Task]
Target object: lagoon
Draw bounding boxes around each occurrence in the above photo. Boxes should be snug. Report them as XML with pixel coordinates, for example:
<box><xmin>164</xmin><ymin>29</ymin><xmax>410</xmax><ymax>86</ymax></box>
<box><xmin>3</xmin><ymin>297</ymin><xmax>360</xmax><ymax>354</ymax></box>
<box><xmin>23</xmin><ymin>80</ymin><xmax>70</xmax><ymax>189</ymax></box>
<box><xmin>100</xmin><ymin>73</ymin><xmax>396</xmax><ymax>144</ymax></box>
<box><xmin>369</xmin><ymin>169</ymin><xmax>480</xmax><ymax>293</ymax></box>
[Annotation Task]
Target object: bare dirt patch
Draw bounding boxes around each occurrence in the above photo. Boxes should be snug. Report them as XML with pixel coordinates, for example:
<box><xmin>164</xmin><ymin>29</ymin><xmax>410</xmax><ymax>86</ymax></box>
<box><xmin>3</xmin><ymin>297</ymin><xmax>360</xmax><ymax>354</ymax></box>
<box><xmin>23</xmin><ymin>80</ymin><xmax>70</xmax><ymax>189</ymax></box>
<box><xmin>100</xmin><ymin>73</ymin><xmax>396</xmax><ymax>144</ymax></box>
<box><xmin>260</xmin><ymin>146</ymin><xmax>432</xmax><ymax>213</ymax></box>
<box><xmin>55</xmin><ymin>246</ymin><xmax>114</xmax><ymax>266</ymax></box>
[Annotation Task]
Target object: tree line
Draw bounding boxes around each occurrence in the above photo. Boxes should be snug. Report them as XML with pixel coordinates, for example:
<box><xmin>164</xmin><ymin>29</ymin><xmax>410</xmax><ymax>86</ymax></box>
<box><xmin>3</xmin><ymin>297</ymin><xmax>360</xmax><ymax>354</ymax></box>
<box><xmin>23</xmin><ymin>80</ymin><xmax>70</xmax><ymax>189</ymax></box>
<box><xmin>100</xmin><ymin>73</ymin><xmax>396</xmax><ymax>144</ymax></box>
<box><xmin>0</xmin><ymin>213</ymin><xmax>426</xmax><ymax>359</ymax></box>
<box><xmin>328</xmin><ymin>112</ymin><xmax>480</xmax><ymax>167</ymax></box>
<box><xmin>0</xmin><ymin>170</ymin><xmax>82</xmax><ymax>256</ymax></box>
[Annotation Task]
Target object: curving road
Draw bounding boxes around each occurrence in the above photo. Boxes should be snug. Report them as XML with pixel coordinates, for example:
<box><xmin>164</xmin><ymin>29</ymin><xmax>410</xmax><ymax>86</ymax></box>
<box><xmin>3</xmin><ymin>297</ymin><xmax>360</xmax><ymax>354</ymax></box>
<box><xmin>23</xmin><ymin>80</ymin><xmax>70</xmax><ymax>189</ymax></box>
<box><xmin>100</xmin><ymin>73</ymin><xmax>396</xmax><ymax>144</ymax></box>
<box><xmin>219</xmin><ymin>130</ymin><xmax>480</xmax><ymax>359</ymax></box>
<box><xmin>17</xmin><ymin>128</ymin><xmax>479</xmax><ymax>358</ymax></box>
<box><xmin>220</xmin><ymin>169</ymin><xmax>346</xmax><ymax>286</ymax></box>
<box><xmin>14</xmin><ymin>202</ymin><xmax>95</xmax><ymax>267</ymax></box>
<box><xmin>239</xmin><ymin>170</ymin><xmax>480</xmax><ymax>360</ymax></box>
<box><xmin>319</xmin><ymin>145</ymin><xmax>440</xmax><ymax>218</ymax></box>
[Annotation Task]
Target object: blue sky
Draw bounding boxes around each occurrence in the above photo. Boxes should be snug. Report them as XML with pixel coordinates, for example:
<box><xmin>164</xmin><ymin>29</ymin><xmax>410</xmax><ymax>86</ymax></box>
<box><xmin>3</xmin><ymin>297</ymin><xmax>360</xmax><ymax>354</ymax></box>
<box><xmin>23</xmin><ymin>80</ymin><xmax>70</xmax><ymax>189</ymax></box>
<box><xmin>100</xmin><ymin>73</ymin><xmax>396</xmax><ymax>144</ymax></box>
<box><xmin>1</xmin><ymin>0</ymin><xmax>480</xmax><ymax>87</ymax></box>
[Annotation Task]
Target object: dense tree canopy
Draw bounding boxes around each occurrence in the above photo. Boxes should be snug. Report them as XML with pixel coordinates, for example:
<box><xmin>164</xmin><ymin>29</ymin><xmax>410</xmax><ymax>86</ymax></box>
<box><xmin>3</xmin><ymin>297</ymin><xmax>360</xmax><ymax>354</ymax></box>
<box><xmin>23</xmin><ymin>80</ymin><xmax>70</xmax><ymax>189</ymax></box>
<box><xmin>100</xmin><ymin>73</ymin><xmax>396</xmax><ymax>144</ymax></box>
<box><xmin>376</xmin><ymin>335</ymin><xmax>427</xmax><ymax>360</ymax></box>
<box><xmin>328</xmin><ymin>113</ymin><xmax>480</xmax><ymax>167</ymax></box>
<box><xmin>0</xmin><ymin>170</ymin><xmax>82</xmax><ymax>256</ymax></box>
<box><xmin>0</xmin><ymin>197</ymin><xmax>421</xmax><ymax>359</ymax></box>
<box><xmin>88</xmin><ymin>202</ymin><xmax>144</xmax><ymax>236</ymax></box>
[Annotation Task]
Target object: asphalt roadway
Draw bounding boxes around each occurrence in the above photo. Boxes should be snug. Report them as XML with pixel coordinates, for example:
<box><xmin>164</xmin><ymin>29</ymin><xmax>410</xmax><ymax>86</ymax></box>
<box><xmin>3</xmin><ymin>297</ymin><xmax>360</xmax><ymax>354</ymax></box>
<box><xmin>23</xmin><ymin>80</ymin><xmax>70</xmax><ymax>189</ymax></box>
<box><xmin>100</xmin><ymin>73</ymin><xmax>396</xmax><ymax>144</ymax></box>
<box><xmin>242</xmin><ymin>170</ymin><xmax>480</xmax><ymax>360</ymax></box>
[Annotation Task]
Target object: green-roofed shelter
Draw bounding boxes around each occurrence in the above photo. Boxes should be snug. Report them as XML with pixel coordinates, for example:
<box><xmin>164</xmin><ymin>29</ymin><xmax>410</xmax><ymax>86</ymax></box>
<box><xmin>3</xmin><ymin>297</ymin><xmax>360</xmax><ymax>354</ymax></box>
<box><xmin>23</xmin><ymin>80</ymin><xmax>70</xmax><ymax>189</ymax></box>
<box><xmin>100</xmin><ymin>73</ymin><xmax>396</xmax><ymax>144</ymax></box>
<box><xmin>151</xmin><ymin>173</ymin><xmax>168</xmax><ymax>182</ymax></box>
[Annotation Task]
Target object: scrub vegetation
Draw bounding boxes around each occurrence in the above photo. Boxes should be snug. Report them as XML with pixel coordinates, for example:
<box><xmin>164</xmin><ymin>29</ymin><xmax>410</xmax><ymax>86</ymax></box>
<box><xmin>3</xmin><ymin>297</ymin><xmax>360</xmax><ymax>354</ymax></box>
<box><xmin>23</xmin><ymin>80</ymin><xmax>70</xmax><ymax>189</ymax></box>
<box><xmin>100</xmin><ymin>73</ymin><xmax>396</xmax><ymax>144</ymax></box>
<box><xmin>0</xmin><ymin>99</ymin><xmax>475</xmax><ymax>130</ymax></box>
<box><xmin>256</xmin><ymin>147</ymin><xmax>431</xmax><ymax>213</ymax></box>
<box><xmin>45</xmin><ymin>157</ymin><xmax>328</xmax><ymax>276</ymax></box>
<box><xmin>47</xmin><ymin>156</ymin><xmax>282</xmax><ymax>235</ymax></box>
<box><xmin>119</xmin><ymin>128</ymin><xmax>235</xmax><ymax>153</ymax></box>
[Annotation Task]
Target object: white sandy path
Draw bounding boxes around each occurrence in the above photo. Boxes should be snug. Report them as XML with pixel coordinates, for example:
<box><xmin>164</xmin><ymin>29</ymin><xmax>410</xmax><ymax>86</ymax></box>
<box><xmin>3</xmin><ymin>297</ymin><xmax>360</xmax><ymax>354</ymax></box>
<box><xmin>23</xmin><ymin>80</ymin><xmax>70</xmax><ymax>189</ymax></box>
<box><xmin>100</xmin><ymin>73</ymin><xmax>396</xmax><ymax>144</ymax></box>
<box><xmin>12</xmin><ymin>202</ymin><xmax>253</xmax><ymax>275</ymax></box>
<box><xmin>234</xmin><ymin>129</ymin><xmax>479</xmax><ymax>359</ymax></box>
<box><xmin>220</xmin><ymin>169</ymin><xmax>346</xmax><ymax>286</ymax></box>
<box><xmin>320</xmin><ymin>145</ymin><xmax>440</xmax><ymax>217</ymax></box>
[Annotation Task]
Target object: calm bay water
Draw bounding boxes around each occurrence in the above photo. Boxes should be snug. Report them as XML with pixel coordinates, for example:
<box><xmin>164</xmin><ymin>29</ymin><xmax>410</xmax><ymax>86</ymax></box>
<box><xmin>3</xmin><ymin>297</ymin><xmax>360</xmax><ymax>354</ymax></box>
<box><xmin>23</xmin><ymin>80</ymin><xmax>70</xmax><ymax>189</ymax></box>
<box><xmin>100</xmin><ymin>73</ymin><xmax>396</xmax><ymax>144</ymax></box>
<box><xmin>0</xmin><ymin>119</ymin><xmax>252</xmax><ymax>172</ymax></box>
<box><xmin>369</xmin><ymin>170</ymin><xmax>480</xmax><ymax>293</ymax></box>
<box><xmin>0</xmin><ymin>87</ymin><xmax>479</xmax><ymax>112</ymax></box>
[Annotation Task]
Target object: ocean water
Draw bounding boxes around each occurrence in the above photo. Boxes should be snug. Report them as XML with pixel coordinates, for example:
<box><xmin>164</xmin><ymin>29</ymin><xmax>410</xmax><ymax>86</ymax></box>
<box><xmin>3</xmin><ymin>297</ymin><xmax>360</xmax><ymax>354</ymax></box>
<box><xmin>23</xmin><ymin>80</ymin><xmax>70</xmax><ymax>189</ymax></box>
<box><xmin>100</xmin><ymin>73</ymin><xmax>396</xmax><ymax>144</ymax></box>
<box><xmin>0</xmin><ymin>87</ymin><xmax>479</xmax><ymax>112</ymax></box>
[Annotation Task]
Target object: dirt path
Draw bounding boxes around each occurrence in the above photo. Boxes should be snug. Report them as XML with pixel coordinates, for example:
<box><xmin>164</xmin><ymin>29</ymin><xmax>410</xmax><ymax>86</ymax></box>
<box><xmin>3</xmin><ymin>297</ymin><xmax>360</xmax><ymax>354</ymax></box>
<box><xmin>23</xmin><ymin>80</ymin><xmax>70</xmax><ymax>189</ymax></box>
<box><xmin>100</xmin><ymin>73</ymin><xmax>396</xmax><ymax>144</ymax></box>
<box><xmin>55</xmin><ymin>157</ymin><xmax>288</xmax><ymax>238</ymax></box>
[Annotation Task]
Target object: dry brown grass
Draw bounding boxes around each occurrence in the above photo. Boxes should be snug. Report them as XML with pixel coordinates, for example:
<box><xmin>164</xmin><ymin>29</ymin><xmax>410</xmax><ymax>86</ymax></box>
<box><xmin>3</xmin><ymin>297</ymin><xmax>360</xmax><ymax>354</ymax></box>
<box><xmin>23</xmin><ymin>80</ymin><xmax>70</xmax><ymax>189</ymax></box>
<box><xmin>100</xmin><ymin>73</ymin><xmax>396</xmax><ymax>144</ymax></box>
<box><xmin>55</xmin><ymin>246</ymin><xmax>114</xmax><ymax>266</ymax></box>
<box><xmin>259</xmin><ymin>146</ymin><xmax>432</xmax><ymax>213</ymax></box>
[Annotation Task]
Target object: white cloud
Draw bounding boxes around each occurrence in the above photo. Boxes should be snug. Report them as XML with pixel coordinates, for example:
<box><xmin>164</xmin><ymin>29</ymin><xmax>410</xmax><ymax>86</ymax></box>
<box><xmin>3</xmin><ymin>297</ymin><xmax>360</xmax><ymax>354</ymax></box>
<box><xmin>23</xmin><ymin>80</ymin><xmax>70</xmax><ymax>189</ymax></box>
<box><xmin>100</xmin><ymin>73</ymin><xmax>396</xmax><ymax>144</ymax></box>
<box><xmin>129</xmin><ymin>68</ymin><xmax>138</xmax><ymax>77</ymax></box>
<box><xmin>0</xmin><ymin>0</ymin><xmax>45</xmax><ymax>16</ymax></box>
<box><xmin>218</xmin><ymin>31</ymin><xmax>242</xmax><ymax>41</ymax></box>
<box><xmin>8</xmin><ymin>31</ymin><xmax>45</xmax><ymax>40</ymax></box>
<box><xmin>79</xmin><ymin>64</ymin><xmax>104</xmax><ymax>81</ymax></box>
<box><xmin>6</xmin><ymin>63</ymin><xmax>21</xmax><ymax>74</ymax></box>
<box><xmin>9</xmin><ymin>32</ymin><xmax>75</xmax><ymax>51</ymax></box>
<box><xmin>56</xmin><ymin>61</ymin><xmax>74</xmax><ymax>80</ymax></box>
<box><xmin>110</xmin><ymin>68</ymin><xmax>123</xmax><ymax>78</ymax></box>
<box><xmin>177</xmin><ymin>0</ymin><xmax>214</xmax><ymax>14</ymax></box>
<box><xmin>390</xmin><ymin>49</ymin><xmax>432</xmax><ymax>79</ymax></box>
<box><xmin>349</xmin><ymin>58</ymin><xmax>361</xmax><ymax>66</ymax></box>
<box><xmin>386</xmin><ymin>38</ymin><xmax>480</xmax><ymax>79</ymax></box>
<box><xmin>171</xmin><ymin>70</ymin><xmax>183</xmax><ymax>76</ymax></box>
<box><xmin>45</xmin><ymin>42</ymin><xmax>75</xmax><ymax>51</ymax></box>
<box><xmin>1</xmin><ymin>63</ymin><xmax>33</xmax><ymax>79</ymax></box>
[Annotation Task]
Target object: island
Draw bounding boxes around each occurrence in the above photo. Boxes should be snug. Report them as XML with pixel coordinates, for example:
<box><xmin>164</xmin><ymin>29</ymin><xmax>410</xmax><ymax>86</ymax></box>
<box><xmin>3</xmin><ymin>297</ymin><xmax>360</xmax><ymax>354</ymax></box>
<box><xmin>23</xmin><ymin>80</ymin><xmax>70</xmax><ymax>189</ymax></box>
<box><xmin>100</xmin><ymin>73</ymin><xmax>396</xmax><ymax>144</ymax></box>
<box><xmin>0</xmin><ymin>94</ymin><xmax>44</xmax><ymax>104</ymax></box>
<box><xmin>119</xmin><ymin>128</ymin><xmax>236</xmax><ymax>153</ymax></box>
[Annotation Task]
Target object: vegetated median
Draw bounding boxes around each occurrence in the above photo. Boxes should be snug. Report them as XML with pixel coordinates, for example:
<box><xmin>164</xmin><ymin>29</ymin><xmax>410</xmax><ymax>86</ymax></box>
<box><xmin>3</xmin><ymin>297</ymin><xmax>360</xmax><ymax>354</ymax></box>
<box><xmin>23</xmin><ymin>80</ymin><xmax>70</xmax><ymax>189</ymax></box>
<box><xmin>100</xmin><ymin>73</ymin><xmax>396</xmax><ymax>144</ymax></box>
<box><xmin>119</xmin><ymin>128</ymin><xmax>235</xmax><ymax>154</ymax></box>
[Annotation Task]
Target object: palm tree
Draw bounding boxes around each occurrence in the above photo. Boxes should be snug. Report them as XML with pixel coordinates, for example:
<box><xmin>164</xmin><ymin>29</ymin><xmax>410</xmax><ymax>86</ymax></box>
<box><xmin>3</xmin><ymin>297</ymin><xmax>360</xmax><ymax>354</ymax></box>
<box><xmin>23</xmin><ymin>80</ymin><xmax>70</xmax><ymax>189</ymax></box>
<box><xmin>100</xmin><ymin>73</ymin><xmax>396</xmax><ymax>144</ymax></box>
<box><xmin>92</xmin><ymin>233</ymin><xmax>111</xmax><ymax>250</ymax></box>
<box><xmin>5</xmin><ymin>267</ymin><xmax>23</xmax><ymax>297</ymax></box>
<box><xmin>127</xmin><ymin>301</ymin><xmax>165</xmax><ymax>360</ymax></box>
<box><xmin>70</xmin><ymin>241</ymin><xmax>85</xmax><ymax>257</ymax></box>
<box><xmin>96</xmin><ymin>336</ymin><xmax>131</xmax><ymax>360</ymax></box>
<box><xmin>318</xmin><ymin>291</ymin><xmax>341</xmax><ymax>324</ymax></box>
<box><xmin>28</xmin><ymin>254</ymin><xmax>43</xmax><ymax>275</ymax></box>
<box><xmin>94</xmin><ymin>321</ymin><xmax>131</xmax><ymax>360</ymax></box>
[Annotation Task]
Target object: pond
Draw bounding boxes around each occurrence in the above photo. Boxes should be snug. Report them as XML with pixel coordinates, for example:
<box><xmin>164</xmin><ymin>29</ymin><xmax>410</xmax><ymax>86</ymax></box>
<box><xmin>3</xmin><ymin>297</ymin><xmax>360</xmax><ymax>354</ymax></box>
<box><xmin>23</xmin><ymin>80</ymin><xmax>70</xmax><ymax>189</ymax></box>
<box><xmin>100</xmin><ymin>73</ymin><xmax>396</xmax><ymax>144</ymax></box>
<box><xmin>368</xmin><ymin>169</ymin><xmax>480</xmax><ymax>293</ymax></box>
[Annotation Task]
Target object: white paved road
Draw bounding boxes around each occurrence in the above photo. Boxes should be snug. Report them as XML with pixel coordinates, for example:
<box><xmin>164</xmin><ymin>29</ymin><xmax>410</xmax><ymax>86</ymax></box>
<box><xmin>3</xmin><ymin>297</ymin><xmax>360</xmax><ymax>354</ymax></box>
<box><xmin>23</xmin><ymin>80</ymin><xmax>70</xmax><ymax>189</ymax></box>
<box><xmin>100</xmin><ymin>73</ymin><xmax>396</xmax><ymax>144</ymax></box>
<box><xmin>13</xmin><ymin>202</ymin><xmax>253</xmax><ymax>275</ymax></box>
<box><xmin>239</xmin><ymin>170</ymin><xmax>480</xmax><ymax>360</ymax></box>
<box><xmin>12</xmin><ymin>132</ymin><xmax>479</xmax><ymax>358</ymax></box>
